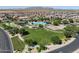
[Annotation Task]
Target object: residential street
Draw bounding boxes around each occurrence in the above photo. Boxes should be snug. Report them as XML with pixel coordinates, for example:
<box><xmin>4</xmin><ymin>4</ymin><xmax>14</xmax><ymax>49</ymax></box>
<box><xmin>0</xmin><ymin>28</ymin><xmax>13</xmax><ymax>53</ymax></box>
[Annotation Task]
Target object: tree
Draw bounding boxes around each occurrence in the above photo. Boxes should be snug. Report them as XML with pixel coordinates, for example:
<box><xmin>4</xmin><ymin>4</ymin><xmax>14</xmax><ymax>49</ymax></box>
<box><xmin>19</xmin><ymin>28</ymin><xmax>29</xmax><ymax>36</ymax></box>
<box><xmin>36</xmin><ymin>44</ymin><xmax>47</xmax><ymax>52</ymax></box>
<box><xmin>9</xmin><ymin>27</ymin><xmax>19</xmax><ymax>35</ymax></box>
<box><xmin>53</xmin><ymin>17</ymin><xmax>62</xmax><ymax>21</ymax></box>
<box><xmin>53</xmin><ymin>20</ymin><xmax>61</xmax><ymax>26</ymax></box>
<box><xmin>36</xmin><ymin>47</ymin><xmax>41</xmax><ymax>52</ymax></box>
<box><xmin>76</xmin><ymin>27</ymin><xmax>79</xmax><ymax>33</ymax></box>
<box><xmin>25</xmin><ymin>39</ymin><xmax>37</xmax><ymax>46</ymax></box>
<box><xmin>28</xmin><ymin>48</ymin><xmax>32</xmax><ymax>52</ymax></box>
<box><xmin>62</xmin><ymin>20</ymin><xmax>69</xmax><ymax>24</ymax></box>
<box><xmin>4</xmin><ymin>13</ymin><xmax>13</xmax><ymax>21</ymax></box>
<box><xmin>64</xmin><ymin>31</ymin><xmax>72</xmax><ymax>38</ymax></box>
<box><xmin>2</xmin><ymin>23</ymin><xmax>12</xmax><ymax>30</ymax></box>
<box><xmin>64</xmin><ymin>25</ymin><xmax>77</xmax><ymax>38</ymax></box>
<box><xmin>51</xmin><ymin>36</ymin><xmax>62</xmax><ymax>44</ymax></box>
<box><xmin>40</xmin><ymin>44</ymin><xmax>47</xmax><ymax>50</ymax></box>
<box><xmin>39</xmin><ymin>24</ymin><xmax>43</xmax><ymax>28</ymax></box>
<box><xmin>64</xmin><ymin>25</ymin><xmax>77</xmax><ymax>31</ymax></box>
<box><xmin>75</xmin><ymin>19</ymin><xmax>79</xmax><ymax>23</ymax></box>
<box><xmin>51</xmin><ymin>17</ymin><xmax>62</xmax><ymax>25</ymax></box>
<box><xmin>69</xmin><ymin>19</ymin><xmax>74</xmax><ymax>23</ymax></box>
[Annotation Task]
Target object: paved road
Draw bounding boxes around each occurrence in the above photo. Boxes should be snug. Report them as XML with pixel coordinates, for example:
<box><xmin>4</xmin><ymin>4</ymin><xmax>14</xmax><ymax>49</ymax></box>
<box><xmin>48</xmin><ymin>34</ymin><xmax>79</xmax><ymax>53</ymax></box>
<box><xmin>0</xmin><ymin>28</ymin><xmax>13</xmax><ymax>53</ymax></box>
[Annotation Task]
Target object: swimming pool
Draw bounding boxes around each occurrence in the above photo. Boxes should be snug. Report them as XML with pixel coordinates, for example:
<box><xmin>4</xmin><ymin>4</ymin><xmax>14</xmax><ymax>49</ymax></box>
<box><xmin>32</xmin><ymin>22</ymin><xmax>47</xmax><ymax>25</ymax></box>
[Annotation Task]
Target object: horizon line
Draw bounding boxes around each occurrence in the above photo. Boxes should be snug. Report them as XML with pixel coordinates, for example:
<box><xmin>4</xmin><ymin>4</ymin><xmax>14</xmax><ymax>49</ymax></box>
<box><xmin>0</xmin><ymin>6</ymin><xmax>79</xmax><ymax>10</ymax></box>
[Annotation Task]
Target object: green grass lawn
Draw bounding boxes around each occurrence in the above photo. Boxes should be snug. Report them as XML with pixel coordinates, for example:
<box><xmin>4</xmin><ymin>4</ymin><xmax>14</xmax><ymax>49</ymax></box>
<box><xmin>11</xmin><ymin>36</ymin><xmax>25</xmax><ymax>52</ymax></box>
<box><xmin>23</xmin><ymin>28</ymin><xmax>66</xmax><ymax>45</ymax></box>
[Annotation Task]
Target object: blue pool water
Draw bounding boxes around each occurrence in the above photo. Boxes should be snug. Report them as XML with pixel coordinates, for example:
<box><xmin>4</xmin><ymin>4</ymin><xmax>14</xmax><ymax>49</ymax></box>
<box><xmin>32</xmin><ymin>22</ymin><xmax>47</xmax><ymax>25</ymax></box>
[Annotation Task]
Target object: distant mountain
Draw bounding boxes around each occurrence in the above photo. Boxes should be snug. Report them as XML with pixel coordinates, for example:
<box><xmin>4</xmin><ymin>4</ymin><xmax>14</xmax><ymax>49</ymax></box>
<box><xmin>0</xmin><ymin>7</ymin><xmax>79</xmax><ymax>14</ymax></box>
<box><xmin>25</xmin><ymin>7</ymin><xmax>54</xmax><ymax>10</ymax></box>
<box><xmin>0</xmin><ymin>7</ymin><xmax>53</xmax><ymax>10</ymax></box>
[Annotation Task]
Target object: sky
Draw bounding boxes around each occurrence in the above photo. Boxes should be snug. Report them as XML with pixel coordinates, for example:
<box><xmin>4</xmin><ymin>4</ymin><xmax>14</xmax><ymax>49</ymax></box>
<box><xmin>53</xmin><ymin>6</ymin><xmax>79</xmax><ymax>10</ymax></box>
<box><xmin>0</xmin><ymin>6</ymin><xmax>79</xmax><ymax>9</ymax></box>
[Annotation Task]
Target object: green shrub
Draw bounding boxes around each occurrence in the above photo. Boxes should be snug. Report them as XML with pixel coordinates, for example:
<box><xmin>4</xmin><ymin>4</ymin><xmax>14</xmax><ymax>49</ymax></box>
<box><xmin>25</xmin><ymin>39</ymin><xmax>37</xmax><ymax>46</ymax></box>
<box><xmin>39</xmin><ymin>24</ymin><xmax>43</xmax><ymax>28</ymax></box>
<box><xmin>62</xmin><ymin>20</ymin><xmax>69</xmax><ymax>24</ymax></box>
<box><xmin>9</xmin><ymin>27</ymin><xmax>19</xmax><ymax>36</ymax></box>
<box><xmin>64</xmin><ymin>31</ymin><xmax>72</xmax><ymax>38</ymax></box>
<box><xmin>37</xmin><ymin>45</ymin><xmax>47</xmax><ymax>52</ymax></box>
<box><xmin>28</xmin><ymin>48</ymin><xmax>32</xmax><ymax>52</ymax></box>
<box><xmin>69</xmin><ymin>19</ymin><xmax>74</xmax><ymax>23</ymax></box>
<box><xmin>37</xmin><ymin>47</ymin><xmax>41</xmax><ymax>52</ymax></box>
<box><xmin>40</xmin><ymin>44</ymin><xmax>47</xmax><ymax>50</ymax></box>
<box><xmin>75</xmin><ymin>19</ymin><xmax>79</xmax><ymax>23</ymax></box>
<box><xmin>64</xmin><ymin>25</ymin><xmax>77</xmax><ymax>38</ymax></box>
<box><xmin>19</xmin><ymin>28</ymin><xmax>29</xmax><ymax>36</ymax></box>
<box><xmin>53</xmin><ymin>19</ymin><xmax>61</xmax><ymax>26</ymax></box>
<box><xmin>51</xmin><ymin>36</ymin><xmax>62</xmax><ymax>44</ymax></box>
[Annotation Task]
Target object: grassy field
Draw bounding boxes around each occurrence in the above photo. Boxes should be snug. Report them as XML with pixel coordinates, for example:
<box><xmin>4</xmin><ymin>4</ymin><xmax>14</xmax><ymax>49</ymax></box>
<box><xmin>23</xmin><ymin>28</ymin><xmax>65</xmax><ymax>45</ymax></box>
<box><xmin>11</xmin><ymin>36</ymin><xmax>25</xmax><ymax>52</ymax></box>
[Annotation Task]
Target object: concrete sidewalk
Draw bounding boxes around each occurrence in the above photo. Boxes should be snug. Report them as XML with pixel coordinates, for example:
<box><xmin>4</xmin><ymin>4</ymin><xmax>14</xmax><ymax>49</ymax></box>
<box><xmin>73</xmin><ymin>49</ymin><xmax>79</xmax><ymax>53</ymax></box>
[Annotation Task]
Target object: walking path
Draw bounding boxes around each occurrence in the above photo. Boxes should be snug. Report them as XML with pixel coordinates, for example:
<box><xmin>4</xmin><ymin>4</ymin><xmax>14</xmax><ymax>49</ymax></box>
<box><xmin>17</xmin><ymin>34</ymin><xmax>24</xmax><ymax>41</ymax></box>
<box><xmin>46</xmin><ymin>24</ymin><xmax>66</xmax><ymax>30</ymax></box>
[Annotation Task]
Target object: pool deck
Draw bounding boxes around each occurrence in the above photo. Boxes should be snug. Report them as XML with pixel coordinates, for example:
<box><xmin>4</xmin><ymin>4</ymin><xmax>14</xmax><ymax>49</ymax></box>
<box><xmin>32</xmin><ymin>22</ymin><xmax>47</xmax><ymax>25</ymax></box>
